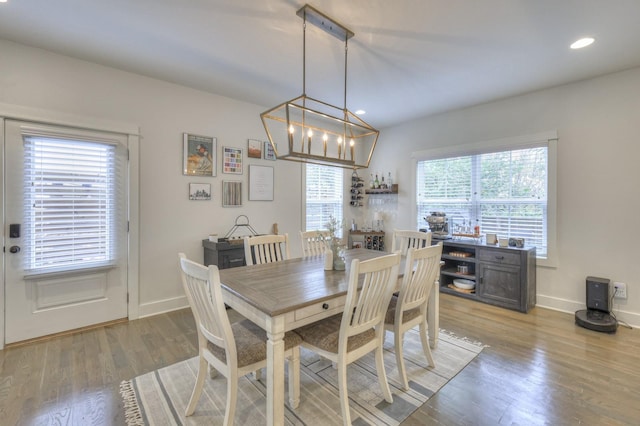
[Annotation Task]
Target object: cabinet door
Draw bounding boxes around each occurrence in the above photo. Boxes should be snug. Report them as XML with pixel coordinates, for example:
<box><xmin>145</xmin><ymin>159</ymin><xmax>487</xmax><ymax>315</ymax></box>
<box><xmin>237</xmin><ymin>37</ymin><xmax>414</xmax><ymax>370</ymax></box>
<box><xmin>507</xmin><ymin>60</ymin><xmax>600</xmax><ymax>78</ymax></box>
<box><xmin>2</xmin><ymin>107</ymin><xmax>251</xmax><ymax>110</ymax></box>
<box><xmin>220</xmin><ymin>248</ymin><xmax>246</xmax><ymax>269</ymax></box>
<box><xmin>478</xmin><ymin>262</ymin><xmax>521</xmax><ymax>310</ymax></box>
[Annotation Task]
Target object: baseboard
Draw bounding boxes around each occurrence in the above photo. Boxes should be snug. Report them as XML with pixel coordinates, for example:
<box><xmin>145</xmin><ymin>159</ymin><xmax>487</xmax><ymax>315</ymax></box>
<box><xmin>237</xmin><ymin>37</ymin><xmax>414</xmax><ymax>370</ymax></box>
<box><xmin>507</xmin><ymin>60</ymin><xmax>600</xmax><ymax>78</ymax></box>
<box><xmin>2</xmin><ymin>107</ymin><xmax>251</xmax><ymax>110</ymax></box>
<box><xmin>536</xmin><ymin>294</ymin><xmax>639</xmax><ymax>328</ymax></box>
<box><xmin>137</xmin><ymin>295</ymin><xmax>189</xmax><ymax>318</ymax></box>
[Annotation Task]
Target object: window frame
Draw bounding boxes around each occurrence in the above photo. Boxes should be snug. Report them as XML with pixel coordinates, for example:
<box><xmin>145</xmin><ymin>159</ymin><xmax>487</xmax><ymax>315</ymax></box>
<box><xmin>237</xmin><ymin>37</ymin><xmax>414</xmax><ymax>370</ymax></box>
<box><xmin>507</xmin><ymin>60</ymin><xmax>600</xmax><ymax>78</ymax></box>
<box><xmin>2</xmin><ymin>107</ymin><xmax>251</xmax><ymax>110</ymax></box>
<box><xmin>22</xmin><ymin>133</ymin><xmax>124</xmax><ymax>275</ymax></box>
<box><xmin>302</xmin><ymin>163</ymin><xmax>344</xmax><ymax>235</ymax></box>
<box><xmin>411</xmin><ymin>131</ymin><xmax>557</xmax><ymax>267</ymax></box>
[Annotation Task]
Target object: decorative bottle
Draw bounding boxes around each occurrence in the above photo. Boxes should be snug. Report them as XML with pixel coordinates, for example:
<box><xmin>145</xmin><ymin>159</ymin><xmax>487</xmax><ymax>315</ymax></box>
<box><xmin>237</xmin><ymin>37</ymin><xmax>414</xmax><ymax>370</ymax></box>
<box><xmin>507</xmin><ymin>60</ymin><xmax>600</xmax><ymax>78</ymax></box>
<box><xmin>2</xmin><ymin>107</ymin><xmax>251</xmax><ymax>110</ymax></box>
<box><xmin>324</xmin><ymin>247</ymin><xmax>333</xmax><ymax>270</ymax></box>
<box><xmin>387</xmin><ymin>172</ymin><xmax>393</xmax><ymax>187</ymax></box>
<box><xmin>374</xmin><ymin>174</ymin><xmax>380</xmax><ymax>189</ymax></box>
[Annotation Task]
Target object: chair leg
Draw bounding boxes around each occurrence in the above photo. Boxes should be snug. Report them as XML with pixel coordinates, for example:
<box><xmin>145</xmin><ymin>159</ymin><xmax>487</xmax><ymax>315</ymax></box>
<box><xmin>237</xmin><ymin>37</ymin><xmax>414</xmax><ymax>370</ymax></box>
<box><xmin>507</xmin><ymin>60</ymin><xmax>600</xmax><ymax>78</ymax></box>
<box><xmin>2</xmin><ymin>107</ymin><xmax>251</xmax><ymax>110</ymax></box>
<box><xmin>185</xmin><ymin>355</ymin><xmax>208</xmax><ymax>416</ymax></box>
<box><xmin>394</xmin><ymin>328</ymin><xmax>409</xmax><ymax>390</ymax></box>
<box><xmin>337</xmin><ymin>361</ymin><xmax>351</xmax><ymax>426</ymax></box>
<box><xmin>419</xmin><ymin>319</ymin><xmax>435</xmax><ymax>367</ymax></box>
<box><xmin>209</xmin><ymin>363</ymin><xmax>218</xmax><ymax>379</ymax></box>
<box><xmin>253</xmin><ymin>369</ymin><xmax>263</xmax><ymax>381</ymax></box>
<box><xmin>375</xmin><ymin>343</ymin><xmax>393</xmax><ymax>403</ymax></box>
<box><xmin>288</xmin><ymin>347</ymin><xmax>300</xmax><ymax>409</ymax></box>
<box><xmin>224</xmin><ymin>370</ymin><xmax>239</xmax><ymax>426</ymax></box>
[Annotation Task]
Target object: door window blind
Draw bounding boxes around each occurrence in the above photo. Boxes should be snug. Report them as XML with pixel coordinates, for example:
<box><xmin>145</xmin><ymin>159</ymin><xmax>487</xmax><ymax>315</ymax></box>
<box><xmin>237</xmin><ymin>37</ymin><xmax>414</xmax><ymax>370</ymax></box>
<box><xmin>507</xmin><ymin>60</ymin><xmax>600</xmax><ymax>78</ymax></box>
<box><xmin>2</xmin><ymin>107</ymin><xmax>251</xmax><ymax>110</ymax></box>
<box><xmin>417</xmin><ymin>145</ymin><xmax>548</xmax><ymax>257</ymax></box>
<box><xmin>23</xmin><ymin>136</ymin><xmax>119</xmax><ymax>271</ymax></box>
<box><xmin>305</xmin><ymin>164</ymin><xmax>343</xmax><ymax>234</ymax></box>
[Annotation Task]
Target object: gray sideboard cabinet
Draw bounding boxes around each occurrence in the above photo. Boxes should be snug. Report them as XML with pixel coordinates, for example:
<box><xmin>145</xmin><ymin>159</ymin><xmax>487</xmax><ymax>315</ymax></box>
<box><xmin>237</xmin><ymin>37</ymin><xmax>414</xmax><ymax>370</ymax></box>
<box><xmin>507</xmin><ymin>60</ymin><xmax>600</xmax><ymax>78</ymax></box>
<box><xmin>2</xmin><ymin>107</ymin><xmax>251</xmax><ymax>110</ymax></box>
<box><xmin>439</xmin><ymin>240</ymin><xmax>536</xmax><ymax>313</ymax></box>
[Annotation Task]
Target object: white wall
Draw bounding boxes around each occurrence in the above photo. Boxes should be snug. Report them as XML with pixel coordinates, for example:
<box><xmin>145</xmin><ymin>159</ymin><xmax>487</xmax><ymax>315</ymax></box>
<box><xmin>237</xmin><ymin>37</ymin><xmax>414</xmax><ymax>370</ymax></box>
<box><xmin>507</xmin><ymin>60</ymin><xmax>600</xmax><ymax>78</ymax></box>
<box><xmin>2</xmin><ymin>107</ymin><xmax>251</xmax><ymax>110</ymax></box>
<box><xmin>0</xmin><ymin>39</ymin><xmax>304</xmax><ymax>316</ymax></box>
<box><xmin>2</xmin><ymin>38</ymin><xmax>639</xmax><ymax>327</ymax></box>
<box><xmin>370</xmin><ymin>67</ymin><xmax>640</xmax><ymax>326</ymax></box>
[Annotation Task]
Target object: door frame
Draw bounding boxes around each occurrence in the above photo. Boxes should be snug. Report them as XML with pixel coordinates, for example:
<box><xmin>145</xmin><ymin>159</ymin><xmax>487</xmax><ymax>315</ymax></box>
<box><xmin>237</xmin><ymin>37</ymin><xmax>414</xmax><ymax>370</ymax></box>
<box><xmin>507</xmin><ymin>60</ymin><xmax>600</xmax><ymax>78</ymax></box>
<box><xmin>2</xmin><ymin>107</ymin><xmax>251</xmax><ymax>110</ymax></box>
<box><xmin>0</xmin><ymin>102</ymin><xmax>140</xmax><ymax>350</ymax></box>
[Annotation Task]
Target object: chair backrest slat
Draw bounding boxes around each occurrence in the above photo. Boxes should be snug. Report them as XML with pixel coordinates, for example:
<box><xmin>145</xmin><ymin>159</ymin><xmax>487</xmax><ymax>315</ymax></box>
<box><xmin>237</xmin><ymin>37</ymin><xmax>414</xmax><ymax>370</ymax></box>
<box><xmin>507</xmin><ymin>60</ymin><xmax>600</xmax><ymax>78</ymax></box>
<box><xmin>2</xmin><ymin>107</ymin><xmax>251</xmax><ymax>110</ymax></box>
<box><xmin>178</xmin><ymin>253</ymin><xmax>235</xmax><ymax>358</ymax></box>
<box><xmin>244</xmin><ymin>234</ymin><xmax>290</xmax><ymax>266</ymax></box>
<box><xmin>341</xmin><ymin>253</ymin><xmax>400</xmax><ymax>339</ymax></box>
<box><xmin>397</xmin><ymin>243</ymin><xmax>443</xmax><ymax>315</ymax></box>
<box><xmin>300</xmin><ymin>230</ymin><xmax>330</xmax><ymax>257</ymax></box>
<box><xmin>391</xmin><ymin>229</ymin><xmax>432</xmax><ymax>256</ymax></box>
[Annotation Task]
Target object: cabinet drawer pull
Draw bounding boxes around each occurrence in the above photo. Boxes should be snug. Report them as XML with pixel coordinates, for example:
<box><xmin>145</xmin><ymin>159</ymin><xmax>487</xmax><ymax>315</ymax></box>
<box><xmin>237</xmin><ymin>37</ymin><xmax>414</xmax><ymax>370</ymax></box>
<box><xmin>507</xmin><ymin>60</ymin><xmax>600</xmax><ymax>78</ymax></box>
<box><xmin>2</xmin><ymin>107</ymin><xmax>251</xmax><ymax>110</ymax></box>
<box><xmin>495</xmin><ymin>255</ymin><xmax>504</xmax><ymax>260</ymax></box>
<box><xmin>322</xmin><ymin>303</ymin><xmax>329</xmax><ymax>310</ymax></box>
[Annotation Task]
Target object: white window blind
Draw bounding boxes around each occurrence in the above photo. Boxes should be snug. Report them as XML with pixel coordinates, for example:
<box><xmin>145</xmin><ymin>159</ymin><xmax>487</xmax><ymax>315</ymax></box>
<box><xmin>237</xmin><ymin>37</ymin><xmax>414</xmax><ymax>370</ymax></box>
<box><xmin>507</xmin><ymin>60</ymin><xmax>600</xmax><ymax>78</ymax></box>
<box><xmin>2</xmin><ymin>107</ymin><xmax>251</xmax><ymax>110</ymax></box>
<box><xmin>23</xmin><ymin>136</ymin><xmax>119</xmax><ymax>271</ymax></box>
<box><xmin>417</xmin><ymin>145</ymin><xmax>549</xmax><ymax>257</ymax></box>
<box><xmin>305</xmin><ymin>164</ymin><xmax>343</xmax><ymax>233</ymax></box>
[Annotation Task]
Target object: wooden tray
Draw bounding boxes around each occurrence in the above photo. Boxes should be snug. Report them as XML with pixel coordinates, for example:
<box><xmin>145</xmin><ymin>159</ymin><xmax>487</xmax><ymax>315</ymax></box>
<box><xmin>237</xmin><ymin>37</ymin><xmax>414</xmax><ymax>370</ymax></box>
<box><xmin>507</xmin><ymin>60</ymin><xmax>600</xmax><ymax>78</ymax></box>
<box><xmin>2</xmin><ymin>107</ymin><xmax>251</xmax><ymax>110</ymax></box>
<box><xmin>447</xmin><ymin>284</ymin><xmax>475</xmax><ymax>294</ymax></box>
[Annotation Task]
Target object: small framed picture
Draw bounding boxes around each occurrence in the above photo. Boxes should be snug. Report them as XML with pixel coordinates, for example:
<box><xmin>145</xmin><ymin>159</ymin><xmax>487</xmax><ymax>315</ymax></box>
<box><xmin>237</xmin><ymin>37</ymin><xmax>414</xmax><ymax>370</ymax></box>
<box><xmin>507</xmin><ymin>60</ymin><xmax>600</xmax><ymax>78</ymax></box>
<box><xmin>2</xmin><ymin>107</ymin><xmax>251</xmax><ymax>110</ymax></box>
<box><xmin>264</xmin><ymin>141</ymin><xmax>277</xmax><ymax>161</ymax></box>
<box><xmin>249</xmin><ymin>165</ymin><xmax>274</xmax><ymax>201</ymax></box>
<box><xmin>222</xmin><ymin>181</ymin><xmax>242</xmax><ymax>207</ymax></box>
<box><xmin>189</xmin><ymin>183</ymin><xmax>211</xmax><ymax>200</ymax></box>
<box><xmin>223</xmin><ymin>146</ymin><xmax>243</xmax><ymax>174</ymax></box>
<box><xmin>247</xmin><ymin>139</ymin><xmax>262</xmax><ymax>159</ymax></box>
<box><xmin>183</xmin><ymin>133</ymin><xmax>216</xmax><ymax>176</ymax></box>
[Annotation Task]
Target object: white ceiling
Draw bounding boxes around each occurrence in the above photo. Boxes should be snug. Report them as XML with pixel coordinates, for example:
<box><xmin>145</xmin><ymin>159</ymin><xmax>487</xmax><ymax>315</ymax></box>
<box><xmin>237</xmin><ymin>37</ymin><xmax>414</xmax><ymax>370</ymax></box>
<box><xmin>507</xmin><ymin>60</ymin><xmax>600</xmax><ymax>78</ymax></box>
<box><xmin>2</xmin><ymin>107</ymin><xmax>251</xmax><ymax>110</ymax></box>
<box><xmin>2</xmin><ymin>0</ymin><xmax>640</xmax><ymax>128</ymax></box>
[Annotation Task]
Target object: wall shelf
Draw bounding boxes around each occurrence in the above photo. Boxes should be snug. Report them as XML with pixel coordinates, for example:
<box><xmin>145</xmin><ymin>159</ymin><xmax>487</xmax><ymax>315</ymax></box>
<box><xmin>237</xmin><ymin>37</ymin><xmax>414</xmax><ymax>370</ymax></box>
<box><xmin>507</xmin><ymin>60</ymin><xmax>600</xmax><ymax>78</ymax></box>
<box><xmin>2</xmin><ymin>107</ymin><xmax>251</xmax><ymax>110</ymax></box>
<box><xmin>365</xmin><ymin>184</ymin><xmax>398</xmax><ymax>194</ymax></box>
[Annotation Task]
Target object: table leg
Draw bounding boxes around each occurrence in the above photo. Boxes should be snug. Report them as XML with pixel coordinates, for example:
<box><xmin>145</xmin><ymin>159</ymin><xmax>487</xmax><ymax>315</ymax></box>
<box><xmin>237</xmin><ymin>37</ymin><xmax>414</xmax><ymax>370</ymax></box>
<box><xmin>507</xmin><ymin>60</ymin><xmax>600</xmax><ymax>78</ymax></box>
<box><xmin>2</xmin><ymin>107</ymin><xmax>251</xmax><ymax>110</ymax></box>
<box><xmin>266</xmin><ymin>323</ymin><xmax>285</xmax><ymax>426</ymax></box>
<box><xmin>428</xmin><ymin>283</ymin><xmax>439</xmax><ymax>349</ymax></box>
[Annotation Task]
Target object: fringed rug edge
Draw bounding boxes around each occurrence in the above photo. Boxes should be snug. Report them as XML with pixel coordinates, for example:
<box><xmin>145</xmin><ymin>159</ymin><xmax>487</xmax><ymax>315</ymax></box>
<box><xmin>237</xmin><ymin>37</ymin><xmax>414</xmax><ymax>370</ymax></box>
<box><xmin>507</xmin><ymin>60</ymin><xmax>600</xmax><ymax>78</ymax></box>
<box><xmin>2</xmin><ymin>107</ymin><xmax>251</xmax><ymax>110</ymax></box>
<box><xmin>120</xmin><ymin>379</ymin><xmax>145</xmax><ymax>426</ymax></box>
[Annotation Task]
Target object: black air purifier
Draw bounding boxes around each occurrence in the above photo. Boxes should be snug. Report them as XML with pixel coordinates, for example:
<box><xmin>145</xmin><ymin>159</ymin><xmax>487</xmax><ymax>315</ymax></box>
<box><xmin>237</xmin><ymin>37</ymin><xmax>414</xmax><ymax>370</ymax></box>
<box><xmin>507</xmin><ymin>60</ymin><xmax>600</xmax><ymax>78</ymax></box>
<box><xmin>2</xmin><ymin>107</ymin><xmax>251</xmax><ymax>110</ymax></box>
<box><xmin>575</xmin><ymin>276</ymin><xmax>617</xmax><ymax>333</ymax></box>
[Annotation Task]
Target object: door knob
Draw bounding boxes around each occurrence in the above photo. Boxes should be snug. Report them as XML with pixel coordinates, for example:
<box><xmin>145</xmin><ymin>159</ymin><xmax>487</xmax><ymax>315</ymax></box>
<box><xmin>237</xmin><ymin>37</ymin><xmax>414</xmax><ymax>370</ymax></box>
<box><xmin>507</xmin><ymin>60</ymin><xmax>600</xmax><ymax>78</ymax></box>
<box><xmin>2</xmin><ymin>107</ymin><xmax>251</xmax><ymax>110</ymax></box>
<box><xmin>9</xmin><ymin>246</ymin><xmax>21</xmax><ymax>253</ymax></box>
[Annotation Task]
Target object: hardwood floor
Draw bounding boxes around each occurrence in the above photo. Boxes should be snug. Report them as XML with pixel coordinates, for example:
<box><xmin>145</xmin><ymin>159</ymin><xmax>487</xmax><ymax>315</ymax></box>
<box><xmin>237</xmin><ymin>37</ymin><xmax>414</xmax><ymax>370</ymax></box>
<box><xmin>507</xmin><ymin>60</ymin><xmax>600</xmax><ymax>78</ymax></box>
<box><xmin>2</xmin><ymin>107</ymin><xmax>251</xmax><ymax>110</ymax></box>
<box><xmin>1</xmin><ymin>295</ymin><xmax>638</xmax><ymax>425</ymax></box>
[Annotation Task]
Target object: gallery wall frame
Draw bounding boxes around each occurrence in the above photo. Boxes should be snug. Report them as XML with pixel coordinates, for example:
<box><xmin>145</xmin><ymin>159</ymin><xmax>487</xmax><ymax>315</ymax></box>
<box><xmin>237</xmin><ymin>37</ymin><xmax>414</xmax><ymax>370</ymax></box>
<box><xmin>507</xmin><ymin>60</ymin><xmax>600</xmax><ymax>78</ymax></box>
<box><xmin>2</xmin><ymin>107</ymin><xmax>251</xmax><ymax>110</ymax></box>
<box><xmin>248</xmin><ymin>139</ymin><xmax>262</xmax><ymax>159</ymax></box>
<box><xmin>264</xmin><ymin>141</ymin><xmax>276</xmax><ymax>160</ymax></box>
<box><xmin>183</xmin><ymin>133</ymin><xmax>216</xmax><ymax>176</ymax></box>
<box><xmin>222</xmin><ymin>181</ymin><xmax>242</xmax><ymax>207</ymax></box>
<box><xmin>223</xmin><ymin>146</ymin><xmax>243</xmax><ymax>174</ymax></box>
<box><xmin>248</xmin><ymin>165</ymin><xmax>274</xmax><ymax>201</ymax></box>
<box><xmin>189</xmin><ymin>183</ymin><xmax>211</xmax><ymax>200</ymax></box>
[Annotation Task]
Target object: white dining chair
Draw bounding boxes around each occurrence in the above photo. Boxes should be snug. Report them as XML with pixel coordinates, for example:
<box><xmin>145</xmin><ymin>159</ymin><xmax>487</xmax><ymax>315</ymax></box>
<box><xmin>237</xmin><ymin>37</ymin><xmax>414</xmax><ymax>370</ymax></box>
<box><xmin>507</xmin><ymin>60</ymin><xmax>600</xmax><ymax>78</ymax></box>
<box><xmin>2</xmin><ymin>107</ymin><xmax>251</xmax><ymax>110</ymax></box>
<box><xmin>295</xmin><ymin>253</ymin><xmax>401</xmax><ymax>425</ymax></box>
<box><xmin>391</xmin><ymin>229</ymin><xmax>432</xmax><ymax>256</ymax></box>
<box><xmin>243</xmin><ymin>233</ymin><xmax>290</xmax><ymax>265</ymax></box>
<box><xmin>299</xmin><ymin>230</ymin><xmax>330</xmax><ymax>258</ymax></box>
<box><xmin>384</xmin><ymin>243</ymin><xmax>443</xmax><ymax>390</ymax></box>
<box><xmin>178</xmin><ymin>253</ymin><xmax>302</xmax><ymax>425</ymax></box>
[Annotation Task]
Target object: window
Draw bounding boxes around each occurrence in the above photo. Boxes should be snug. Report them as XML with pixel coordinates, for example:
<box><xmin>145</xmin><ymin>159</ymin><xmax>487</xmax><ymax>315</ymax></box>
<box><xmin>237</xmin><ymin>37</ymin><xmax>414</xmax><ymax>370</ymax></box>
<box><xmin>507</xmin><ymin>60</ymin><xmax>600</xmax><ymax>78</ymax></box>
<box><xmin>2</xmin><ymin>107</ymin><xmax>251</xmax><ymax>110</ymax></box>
<box><xmin>23</xmin><ymin>136</ymin><xmax>120</xmax><ymax>271</ymax></box>
<box><xmin>416</xmin><ymin>138</ymin><xmax>555</xmax><ymax>259</ymax></box>
<box><xmin>305</xmin><ymin>164</ymin><xmax>343</xmax><ymax>234</ymax></box>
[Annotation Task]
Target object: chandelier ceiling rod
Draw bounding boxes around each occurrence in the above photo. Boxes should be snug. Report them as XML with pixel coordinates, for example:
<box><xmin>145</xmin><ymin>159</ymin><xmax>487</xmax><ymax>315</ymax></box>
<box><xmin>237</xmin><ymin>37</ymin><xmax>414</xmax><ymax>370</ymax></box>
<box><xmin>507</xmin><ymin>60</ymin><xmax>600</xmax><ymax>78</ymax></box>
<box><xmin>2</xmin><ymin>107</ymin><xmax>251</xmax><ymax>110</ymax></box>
<box><xmin>298</xmin><ymin>4</ymin><xmax>353</xmax><ymax>110</ymax></box>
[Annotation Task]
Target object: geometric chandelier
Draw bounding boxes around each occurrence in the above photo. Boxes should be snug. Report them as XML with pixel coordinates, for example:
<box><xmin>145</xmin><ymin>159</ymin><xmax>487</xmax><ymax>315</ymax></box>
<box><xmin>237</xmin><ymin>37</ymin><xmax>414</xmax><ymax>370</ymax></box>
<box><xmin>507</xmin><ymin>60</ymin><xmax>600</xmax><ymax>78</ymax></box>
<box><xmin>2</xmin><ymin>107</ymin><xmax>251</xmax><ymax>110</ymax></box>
<box><xmin>260</xmin><ymin>4</ymin><xmax>379</xmax><ymax>170</ymax></box>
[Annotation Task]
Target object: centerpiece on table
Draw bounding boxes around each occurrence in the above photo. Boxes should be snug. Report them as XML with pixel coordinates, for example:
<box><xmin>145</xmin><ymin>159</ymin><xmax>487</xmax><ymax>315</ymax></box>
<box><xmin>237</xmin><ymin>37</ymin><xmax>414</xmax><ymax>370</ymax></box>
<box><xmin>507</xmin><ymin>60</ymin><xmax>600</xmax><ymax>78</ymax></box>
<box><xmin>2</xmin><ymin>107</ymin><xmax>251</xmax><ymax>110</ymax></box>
<box><xmin>325</xmin><ymin>216</ymin><xmax>346</xmax><ymax>271</ymax></box>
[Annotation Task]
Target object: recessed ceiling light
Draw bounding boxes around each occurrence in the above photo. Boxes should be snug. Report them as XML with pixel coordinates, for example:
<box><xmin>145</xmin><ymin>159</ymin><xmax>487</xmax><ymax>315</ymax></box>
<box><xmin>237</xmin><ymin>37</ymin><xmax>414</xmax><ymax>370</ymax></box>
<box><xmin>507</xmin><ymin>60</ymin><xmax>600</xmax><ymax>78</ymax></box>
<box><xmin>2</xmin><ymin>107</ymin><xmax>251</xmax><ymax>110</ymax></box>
<box><xmin>355</xmin><ymin>110</ymin><xmax>366</xmax><ymax>115</ymax></box>
<box><xmin>570</xmin><ymin>37</ymin><xmax>595</xmax><ymax>49</ymax></box>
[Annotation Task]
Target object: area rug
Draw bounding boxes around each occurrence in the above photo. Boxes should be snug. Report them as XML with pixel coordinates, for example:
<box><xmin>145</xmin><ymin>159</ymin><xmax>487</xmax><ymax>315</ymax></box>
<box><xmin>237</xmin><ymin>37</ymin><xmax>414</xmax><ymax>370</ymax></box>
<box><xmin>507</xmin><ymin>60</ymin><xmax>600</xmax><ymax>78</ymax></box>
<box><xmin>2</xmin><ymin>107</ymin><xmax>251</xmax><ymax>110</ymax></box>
<box><xmin>120</xmin><ymin>329</ymin><xmax>484</xmax><ymax>425</ymax></box>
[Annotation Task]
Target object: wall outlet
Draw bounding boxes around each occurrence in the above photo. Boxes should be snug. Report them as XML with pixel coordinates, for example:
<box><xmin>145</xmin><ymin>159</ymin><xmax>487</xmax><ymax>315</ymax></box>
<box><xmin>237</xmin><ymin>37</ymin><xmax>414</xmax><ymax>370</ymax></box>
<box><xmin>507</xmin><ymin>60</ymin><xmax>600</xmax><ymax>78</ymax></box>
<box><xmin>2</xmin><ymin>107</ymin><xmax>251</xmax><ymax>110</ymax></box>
<box><xmin>613</xmin><ymin>282</ymin><xmax>627</xmax><ymax>299</ymax></box>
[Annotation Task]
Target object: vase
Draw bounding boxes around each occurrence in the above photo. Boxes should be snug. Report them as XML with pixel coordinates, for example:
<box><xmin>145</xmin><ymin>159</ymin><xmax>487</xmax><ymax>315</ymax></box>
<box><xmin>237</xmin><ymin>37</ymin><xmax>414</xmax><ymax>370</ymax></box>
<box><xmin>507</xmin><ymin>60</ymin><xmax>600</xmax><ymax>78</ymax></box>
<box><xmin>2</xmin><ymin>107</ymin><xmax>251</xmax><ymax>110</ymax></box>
<box><xmin>332</xmin><ymin>248</ymin><xmax>345</xmax><ymax>271</ymax></box>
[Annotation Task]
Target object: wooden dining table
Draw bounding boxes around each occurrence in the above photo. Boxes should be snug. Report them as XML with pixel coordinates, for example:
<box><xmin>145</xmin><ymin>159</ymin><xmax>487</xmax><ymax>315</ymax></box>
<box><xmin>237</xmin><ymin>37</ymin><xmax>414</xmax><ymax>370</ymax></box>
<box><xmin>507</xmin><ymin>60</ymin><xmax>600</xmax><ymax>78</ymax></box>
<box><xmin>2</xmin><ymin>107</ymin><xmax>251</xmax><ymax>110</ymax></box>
<box><xmin>218</xmin><ymin>248</ymin><xmax>440</xmax><ymax>426</ymax></box>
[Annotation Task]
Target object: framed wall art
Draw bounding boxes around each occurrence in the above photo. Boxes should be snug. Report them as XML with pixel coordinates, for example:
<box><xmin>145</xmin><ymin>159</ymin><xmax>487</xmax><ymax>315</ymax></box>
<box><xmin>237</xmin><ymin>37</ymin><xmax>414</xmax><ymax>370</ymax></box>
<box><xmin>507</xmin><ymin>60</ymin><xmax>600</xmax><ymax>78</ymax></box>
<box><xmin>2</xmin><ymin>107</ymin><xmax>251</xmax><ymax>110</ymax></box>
<box><xmin>249</xmin><ymin>165</ymin><xmax>274</xmax><ymax>201</ymax></box>
<box><xmin>189</xmin><ymin>183</ymin><xmax>211</xmax><ymax>200</ymax></box>
<box><xmin>223</xmin><ymin>146</ymin><xmax>243</xmax><ymax>174</ymax></box>
<box><xmin>247</xmin><ymin>139</ymin><xmax>262</xmax><ymax>159</ymax></box>
<box><xmin>264</xmin><ymin>141</ymin><xmax>277</xmax><ymax>160</ymax></box>
<box><xmin>183</xmin><ymin>133</ymin><xmax>216</xmax><ymax>176</ymax></box>
<box><xmin>222</xmin><ymin>181</ymin><xmax>242</xmax><ymax>207</ymax></box>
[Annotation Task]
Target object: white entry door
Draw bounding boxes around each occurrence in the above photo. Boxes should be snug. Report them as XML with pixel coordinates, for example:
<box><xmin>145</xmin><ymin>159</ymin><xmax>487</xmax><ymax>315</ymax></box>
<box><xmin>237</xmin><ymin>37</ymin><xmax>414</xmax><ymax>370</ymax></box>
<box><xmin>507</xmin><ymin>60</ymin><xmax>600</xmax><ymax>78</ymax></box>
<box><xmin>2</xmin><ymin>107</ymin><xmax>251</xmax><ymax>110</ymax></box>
<box><xmin>4</xmin><ymin>120</ymin><xmax>129</xmax><ymax>344</ymax></box>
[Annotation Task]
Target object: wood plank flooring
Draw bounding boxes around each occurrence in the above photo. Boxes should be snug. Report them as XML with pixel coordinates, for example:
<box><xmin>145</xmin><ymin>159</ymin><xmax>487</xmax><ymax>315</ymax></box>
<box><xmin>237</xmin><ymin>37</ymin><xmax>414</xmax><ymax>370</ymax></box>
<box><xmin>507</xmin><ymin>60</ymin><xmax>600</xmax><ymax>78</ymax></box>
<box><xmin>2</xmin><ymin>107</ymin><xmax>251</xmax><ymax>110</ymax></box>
<box><xmin>1</xmin><ymin>295</ymin><xmax>638</xmax><ymax>425</ymax></box>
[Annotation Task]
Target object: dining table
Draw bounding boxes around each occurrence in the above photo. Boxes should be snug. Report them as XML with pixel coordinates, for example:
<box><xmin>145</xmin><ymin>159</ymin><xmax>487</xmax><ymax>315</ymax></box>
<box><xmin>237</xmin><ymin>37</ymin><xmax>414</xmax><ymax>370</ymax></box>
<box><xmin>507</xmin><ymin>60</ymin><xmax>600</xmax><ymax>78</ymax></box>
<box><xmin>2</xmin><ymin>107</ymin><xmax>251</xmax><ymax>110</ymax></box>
<box><xmin>218</xmin><ymin>247</ymin><xmax>440</xmax><ymax>426</ymax></box>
